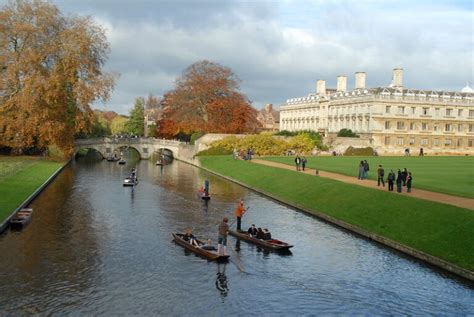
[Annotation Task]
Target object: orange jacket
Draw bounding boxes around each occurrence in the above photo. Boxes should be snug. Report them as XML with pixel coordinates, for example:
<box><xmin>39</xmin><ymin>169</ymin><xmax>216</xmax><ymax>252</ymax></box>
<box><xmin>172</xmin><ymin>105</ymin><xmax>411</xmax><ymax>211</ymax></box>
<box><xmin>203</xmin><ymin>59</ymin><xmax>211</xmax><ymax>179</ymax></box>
<box><xmin>234</xmin><ymin>202</ymin><xmax>245</xmax><ymax>217</ymax></box>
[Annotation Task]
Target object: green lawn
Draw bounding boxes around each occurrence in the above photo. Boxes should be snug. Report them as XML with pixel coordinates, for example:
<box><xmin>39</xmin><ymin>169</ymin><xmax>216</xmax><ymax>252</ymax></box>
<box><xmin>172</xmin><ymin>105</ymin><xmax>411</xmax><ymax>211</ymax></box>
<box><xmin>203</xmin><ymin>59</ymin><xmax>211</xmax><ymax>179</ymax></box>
<box><xmin>0</xmin><ymin>156</ymin><xmax>64</xmax><ymax>223</ymax></box>
<box><xmin>260</xmin><ymin>156</ymin><xmax>474</xmax><ymax>199</ymax></box>
<box><xmin>199</xmin><ymin>156</ymin><xmax>474</xmax><ymax>272</ymax></box>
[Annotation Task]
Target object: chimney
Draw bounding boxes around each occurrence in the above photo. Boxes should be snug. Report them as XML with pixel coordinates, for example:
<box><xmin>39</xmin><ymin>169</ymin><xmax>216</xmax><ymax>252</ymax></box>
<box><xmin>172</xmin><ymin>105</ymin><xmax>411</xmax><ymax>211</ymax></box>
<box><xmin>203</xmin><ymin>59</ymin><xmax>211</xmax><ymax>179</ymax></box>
<box><xmin>265</xmin><ymin>104</ymin><xmax>273</xmax><ymax>112</ymax></box>
<box><xmin>355</xmin><ymin>72</ymin><xmax>366</xmax><ymax>89</ymax></box>
<box><xmin>392</xmin><ymin>68</ymin><xmax>403</xmax><ymax>88</ymax></box>
<box><xmin>336</xmin><ymin>75</ymin><xmax>347</xmax><ymax>92</ymax></box>
<box><xmin>316</xmin><ymin>80</ymin><xmax>326</xmax><ymax>96</ymax></box>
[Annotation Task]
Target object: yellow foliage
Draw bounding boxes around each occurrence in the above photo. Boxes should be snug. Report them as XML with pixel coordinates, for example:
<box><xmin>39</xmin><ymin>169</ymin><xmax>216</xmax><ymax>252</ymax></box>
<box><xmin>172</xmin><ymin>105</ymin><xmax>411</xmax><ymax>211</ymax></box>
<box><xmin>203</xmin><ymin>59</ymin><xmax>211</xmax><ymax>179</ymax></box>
<box><xmin>209</xmin><ymin>132</ymin><xmax>315</xmax><ymax>156</ymax></box>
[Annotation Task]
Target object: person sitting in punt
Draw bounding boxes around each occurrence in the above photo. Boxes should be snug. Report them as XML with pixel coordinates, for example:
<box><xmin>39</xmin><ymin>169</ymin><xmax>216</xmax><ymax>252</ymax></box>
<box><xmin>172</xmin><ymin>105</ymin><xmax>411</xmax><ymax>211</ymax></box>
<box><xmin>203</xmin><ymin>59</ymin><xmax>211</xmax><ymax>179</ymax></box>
<box><xmin>263</xmin><ymin>228</ymin><xmax>272</xmax><ymax>240</ymax></box>
<box><xmin>256</xmin><ymin>227</ymin><xmax>264</xmax><ymax>239</ymax></box>
<box><xmin>247</xmin><ymin>224</ymin><xmax>258</xmax><ymax>237</ymax></box>
<box><xmin>200</xmin><ymin>239</ymin><xmax>216</xmax><ymax>251</ymax></box>
<box><xmin>183</xmin><ymin>229</ymin><xmax>199</xmax><ymax>247</ymax></box>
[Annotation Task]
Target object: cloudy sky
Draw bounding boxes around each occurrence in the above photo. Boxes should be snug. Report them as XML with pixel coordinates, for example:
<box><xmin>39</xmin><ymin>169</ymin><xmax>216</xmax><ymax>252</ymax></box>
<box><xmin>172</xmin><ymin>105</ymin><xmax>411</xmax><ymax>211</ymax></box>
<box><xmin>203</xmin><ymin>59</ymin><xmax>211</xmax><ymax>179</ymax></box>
<box><xmin>2</xmin><ymin>0</ymin><xmax>472</xmax><ymax>114</ymax></box>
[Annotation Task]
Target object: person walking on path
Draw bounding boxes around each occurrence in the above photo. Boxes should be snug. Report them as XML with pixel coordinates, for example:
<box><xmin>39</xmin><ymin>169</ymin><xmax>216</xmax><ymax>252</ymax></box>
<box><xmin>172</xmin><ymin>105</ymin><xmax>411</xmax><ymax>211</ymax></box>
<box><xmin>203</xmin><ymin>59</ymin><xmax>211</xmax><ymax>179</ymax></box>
<box><xmin>301</xmin><ymin>157</ymin><xmax>307</xmax><ymax>171</ymax></box>
<box><xmin>234</xmin><ymin>199</ymin><xmax>247</xmax><ymax>232</ymax></box>
<box><xmin>217</xmin><ymin>217</ymin><xmax>229</xmax><ymax>256</ymax></box>
<box><xmin>402</xmin><ymin>168</ymin><xmax>408</xmax><ymax>186</ymax></box>
<box><xmin>406</xmin><ymin>172</ymin><xmax>413</xmax><ymax>193</ymax></box>
<box><xmin>358</xmin><ymin>161</ymin><xmax>364</xmax><ymax>180</ymax></box>
<box><xmin>294</xmin><ymin>155</ymin><xmax>301</xmax><ymax>171</ymax></box>
<box><xmin>387</xmin><ymin>169</ymin><xmax>395</xmax><ymax>191</ymax></box>
<box><xmin>377</xmin><ymin>165</ymin><xmax>385</xmax><ymax>187</ymax></box>
<box><xmin>204</xmin><ymin>179</ymin><xmax>210</xmax><ymax>196</ymax></box>
<box><xmin>396</xmin><ymin>169</ymin><xmax>403</xmax><ymax>193</ymax></box>
<box><xmin>363</xmin><ymin>160</ymin><xmax>370</xmax><ymax>179</ymax></box>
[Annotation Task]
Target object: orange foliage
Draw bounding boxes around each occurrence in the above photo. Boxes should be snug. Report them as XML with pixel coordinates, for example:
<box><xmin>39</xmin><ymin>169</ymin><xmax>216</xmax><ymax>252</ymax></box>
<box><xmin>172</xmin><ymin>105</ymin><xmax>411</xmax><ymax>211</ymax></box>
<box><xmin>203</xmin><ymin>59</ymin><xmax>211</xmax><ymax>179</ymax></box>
<box><xmin>157</xmin><ymin>60</ymin><xmax>261</xmax><ymax>137</ymax></box>
<box><xmin>0</xmin><ymin>1</ymin><xmax>115</xmax><ymax>157</ymax></box>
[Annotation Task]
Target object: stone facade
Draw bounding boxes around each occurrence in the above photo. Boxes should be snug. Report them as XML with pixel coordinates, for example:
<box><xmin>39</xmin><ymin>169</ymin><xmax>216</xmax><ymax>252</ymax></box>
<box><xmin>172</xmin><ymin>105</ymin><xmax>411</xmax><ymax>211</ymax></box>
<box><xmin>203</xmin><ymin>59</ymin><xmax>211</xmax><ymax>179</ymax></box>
<box><xmin>256</xmin><ymin>104</ymin><xmax>280</xmax><ymax>131</ymax></box>
<box><xmin>280</xmin><ymin>68</ymin><xmax>474</xmax><ymax>154</ymax></box>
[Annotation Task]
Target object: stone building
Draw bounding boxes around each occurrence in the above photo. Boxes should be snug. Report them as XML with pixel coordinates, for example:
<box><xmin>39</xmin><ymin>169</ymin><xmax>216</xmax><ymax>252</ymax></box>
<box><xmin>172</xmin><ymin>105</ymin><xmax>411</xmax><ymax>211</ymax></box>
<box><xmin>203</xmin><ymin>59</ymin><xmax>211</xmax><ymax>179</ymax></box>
<box><xmin>256</xmin><ymin>104</ymin><xmax>280</xmax><ymax>131</ymax></box>
<box><xmin>279</xmin><ymin>68</ymin><xmax>474</xmax><ymax>154</ymax></box>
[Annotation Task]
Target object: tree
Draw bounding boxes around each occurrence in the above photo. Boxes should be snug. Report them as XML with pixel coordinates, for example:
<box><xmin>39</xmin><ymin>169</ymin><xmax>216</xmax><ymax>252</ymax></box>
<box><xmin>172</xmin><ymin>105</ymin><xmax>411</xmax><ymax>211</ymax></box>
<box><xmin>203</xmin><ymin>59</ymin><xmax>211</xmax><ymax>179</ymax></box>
<box><xmin>337</xmin><ymin>128</ymin><xmax>359</xmax><ymax>137</ymax></box>
<box><xmin>110</xmin><ymin>116</ymin><xmax>129</xmax><ymax>135</ymax></box>
<box><xmin>125</xmin><ymin>97</ymin><xmax>144</xmax><ymax>135</ymax></box>
<box><xmin>0</xmin><ymin>0</ymin><xmax>115</xmax><ymax>157</ymax></box>
<box><xmin>157</xmin><ymin>60</ymin><xmax>260</xmax><ymax>137</ymax></box>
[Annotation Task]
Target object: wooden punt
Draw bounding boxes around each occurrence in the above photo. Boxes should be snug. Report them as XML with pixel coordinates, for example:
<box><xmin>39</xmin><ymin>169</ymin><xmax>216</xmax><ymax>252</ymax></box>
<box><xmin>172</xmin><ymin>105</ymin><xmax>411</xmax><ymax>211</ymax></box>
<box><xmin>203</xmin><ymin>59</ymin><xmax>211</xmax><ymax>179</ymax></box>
<box><xmin>123</xmin><ymin>177</ymin><xmax>138</xmax><ymax>186</ymax></box>
<box><xmin>172</xmin><ymin>233</ymin><xmax>229</xmax><ymax>261</ymax></box>
<box><xmin>10</xmin><ymin>208</ymin><xmax>33</xmax><ymax>229</ymax></box>
<box><xmin>198</xmin><ymin>191</ymin><xmax>211</xmax><ymax>200</ymax></box>
<box><xmin>118</xmin><ymin>159</ymin><xmax>126</xmax><ymax>165</ymax></box>
<box><xmin>228</xmin><ymin>229</ymin><xmax>293</xmax><ymax>251</ymax></box>
<box><xmin>156</xmin><ymin>160</ymin><xmax>164</xmax><ymax>166</ymax></box>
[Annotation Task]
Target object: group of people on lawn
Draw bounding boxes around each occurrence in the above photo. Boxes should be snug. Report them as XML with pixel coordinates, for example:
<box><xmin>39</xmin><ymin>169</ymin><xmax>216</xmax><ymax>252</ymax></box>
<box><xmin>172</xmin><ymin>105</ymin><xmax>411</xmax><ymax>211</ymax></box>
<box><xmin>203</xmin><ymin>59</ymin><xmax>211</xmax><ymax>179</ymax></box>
<box><xmin>376</xmin><ymin>165</ymin><xmax>413</xmax><ymax>193</ymax></box>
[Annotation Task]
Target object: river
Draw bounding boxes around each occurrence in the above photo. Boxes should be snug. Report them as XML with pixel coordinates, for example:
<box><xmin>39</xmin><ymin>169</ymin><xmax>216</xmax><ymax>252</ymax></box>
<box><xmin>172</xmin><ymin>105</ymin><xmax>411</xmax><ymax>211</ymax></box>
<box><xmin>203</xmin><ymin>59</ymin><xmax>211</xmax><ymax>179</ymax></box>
<box><xmin>0</xmin><ymin>158</ymin><xmax>472</xmax><ymax>315</ymax></box>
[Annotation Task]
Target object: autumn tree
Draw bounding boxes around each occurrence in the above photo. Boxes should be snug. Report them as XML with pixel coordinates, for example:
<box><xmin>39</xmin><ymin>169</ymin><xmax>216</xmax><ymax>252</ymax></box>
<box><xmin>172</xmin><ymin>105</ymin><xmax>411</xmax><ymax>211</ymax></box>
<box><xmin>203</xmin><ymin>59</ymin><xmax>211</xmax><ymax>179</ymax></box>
<box><xmin>110</xmin><ymin>116</ymin><xmax>129</xmax><ymax>135</ymax></box>
<box><xmin>125</xmin><ymin>97</ymin><xmax>144</xmax><ymax>135</ymax></box>
<box><xmin>157</xmin><ymin>60</ymin><xmax>260</xmax><ymax>138</ymax></box>
<box><xmin>0</xmin><ymin>0</ymin><xmax>115</xmax><ymax>157</ymax></box>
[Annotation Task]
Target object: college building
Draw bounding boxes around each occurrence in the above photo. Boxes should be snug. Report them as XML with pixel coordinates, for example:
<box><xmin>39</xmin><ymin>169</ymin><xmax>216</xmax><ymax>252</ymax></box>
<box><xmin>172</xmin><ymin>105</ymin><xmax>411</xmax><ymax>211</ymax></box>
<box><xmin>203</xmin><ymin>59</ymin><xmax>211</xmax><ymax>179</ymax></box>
<box><xmin>279</xmin><ymin>68</ymin><xmax>474</xmax><ymax>154</ymax></box>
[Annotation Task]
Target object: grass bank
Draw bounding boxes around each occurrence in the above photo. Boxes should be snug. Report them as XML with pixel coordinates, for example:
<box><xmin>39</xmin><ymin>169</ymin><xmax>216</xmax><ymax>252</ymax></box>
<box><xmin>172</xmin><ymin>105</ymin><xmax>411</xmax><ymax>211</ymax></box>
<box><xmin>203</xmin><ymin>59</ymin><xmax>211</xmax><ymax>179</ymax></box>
<box><xmin>0</xmin><ymin>156</ymin><xmax>64</xmax><ymax>223</ymax></box>
<box><xmin>261</xmin><ymin>156</ymin><xmax>474</xmax><ymax>199</ymax></box>
<box><xmin>199</xmin><ymin>156</ymin><xmax>474</xmax><ymax>273</ymax></box>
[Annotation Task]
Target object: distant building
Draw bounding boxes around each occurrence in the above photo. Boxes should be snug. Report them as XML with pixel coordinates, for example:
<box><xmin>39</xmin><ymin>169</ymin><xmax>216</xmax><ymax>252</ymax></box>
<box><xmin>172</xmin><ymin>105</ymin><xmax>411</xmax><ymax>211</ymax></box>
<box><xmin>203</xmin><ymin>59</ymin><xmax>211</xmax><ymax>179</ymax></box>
<box><xmin>144</xmin><ymin>108</ymin><xmax>162</xmax><ymax>137</ymax></box>
<box><xmin>256</xmin><ymin>104</ymin><xmax>280</xmax><ymax>131</ymax></box>
<box><xmin>280</xmin><ymin>68</ymin><xmax>474</xmax><ymax>154</ymax></box>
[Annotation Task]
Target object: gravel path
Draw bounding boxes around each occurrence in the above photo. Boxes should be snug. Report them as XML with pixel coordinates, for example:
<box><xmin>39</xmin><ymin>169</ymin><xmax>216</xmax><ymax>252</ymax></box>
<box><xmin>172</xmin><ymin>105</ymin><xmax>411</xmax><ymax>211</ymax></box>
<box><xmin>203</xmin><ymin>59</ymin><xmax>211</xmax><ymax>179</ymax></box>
<box><xmin>252</xmin><ymin>159</ymin><xmax>474</xmax><ymax>210</ymax></box>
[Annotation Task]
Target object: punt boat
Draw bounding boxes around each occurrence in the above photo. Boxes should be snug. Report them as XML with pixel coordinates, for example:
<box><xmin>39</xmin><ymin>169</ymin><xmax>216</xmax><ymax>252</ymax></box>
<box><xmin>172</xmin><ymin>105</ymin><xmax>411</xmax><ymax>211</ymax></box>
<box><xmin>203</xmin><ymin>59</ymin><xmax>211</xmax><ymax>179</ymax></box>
<box><xmin>228</xmin><ymin>229</ymin><xmax>293</xmax><ymax>251</ymax></box>
<box><xmin>10</xmin><ymin>208</ymin><xmax>33</xmax><ymax>229</ymax></box>
<box><xmin>172</xmin><ymin>233</ymin><xmax>229</xmax><ymax>261</ymax></box>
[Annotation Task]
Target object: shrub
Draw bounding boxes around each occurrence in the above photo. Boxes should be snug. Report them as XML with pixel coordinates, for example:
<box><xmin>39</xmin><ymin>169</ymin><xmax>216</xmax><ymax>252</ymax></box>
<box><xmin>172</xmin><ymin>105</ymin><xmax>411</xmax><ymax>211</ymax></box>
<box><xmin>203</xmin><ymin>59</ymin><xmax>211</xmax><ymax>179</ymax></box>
<box><xmin>48</xmin><ymin>144</ymin><xmax>67</xmax><ymax>161</ymax></box>
<box><xmin>344</xmin><ymin>146</ymin><xmax>374</xmax><ymax>156</ymax></box>
<box><xmin>337</xmin><ymin>128</ymin><xmax>359</xmax><ymax>137</ymax></box>
<box><xmin>196</xmin><ymin>146</ymin><xmax>233</xmax><ymax>156</ymax></box>
<box><xmin>190</xmin><ymin>131</ymin><xmax>205</xmax><ymax>145</ymax></box>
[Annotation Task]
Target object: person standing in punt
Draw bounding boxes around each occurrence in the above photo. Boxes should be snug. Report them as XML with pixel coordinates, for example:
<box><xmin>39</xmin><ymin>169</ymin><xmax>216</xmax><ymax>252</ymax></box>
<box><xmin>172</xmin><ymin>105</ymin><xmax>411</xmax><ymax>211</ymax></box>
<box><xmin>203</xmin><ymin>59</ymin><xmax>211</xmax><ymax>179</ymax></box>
<box><xmin>217</xmin><ymin>217</ymin><xmax>229</xmax><ymax>256</ymax></box>
<box><xmin>234</xmin><ymin>199</ymin><xmax>247</xmax><ymax>232</ymax></box>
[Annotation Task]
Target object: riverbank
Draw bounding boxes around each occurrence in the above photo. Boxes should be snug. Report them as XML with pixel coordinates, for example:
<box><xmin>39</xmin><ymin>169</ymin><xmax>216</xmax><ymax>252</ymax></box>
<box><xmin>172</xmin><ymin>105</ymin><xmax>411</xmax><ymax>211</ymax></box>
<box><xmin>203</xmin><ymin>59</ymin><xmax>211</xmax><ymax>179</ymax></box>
<box><xmin>198</xmin><ymin>156</ymin><xmax>474</xmax><ymax>281</ymax></box>
<box><xmin>261</xmin><ymin>156</ymin><xmax>474</xmax><ymax>199</ymax></box>
<box><xmin>0</xmin><ymin>156</ymin><xmax>66</xmax><ymax>230</ymax></box>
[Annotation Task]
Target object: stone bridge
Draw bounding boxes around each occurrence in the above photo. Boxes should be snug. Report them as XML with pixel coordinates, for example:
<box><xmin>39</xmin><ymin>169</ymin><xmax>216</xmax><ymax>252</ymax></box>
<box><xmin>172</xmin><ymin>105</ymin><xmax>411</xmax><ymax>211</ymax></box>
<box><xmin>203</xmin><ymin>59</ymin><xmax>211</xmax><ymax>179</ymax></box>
<box><xmin>75</xmin><ymin>137</ymin><xmax>196</xmax><ymax>161</ymax></box>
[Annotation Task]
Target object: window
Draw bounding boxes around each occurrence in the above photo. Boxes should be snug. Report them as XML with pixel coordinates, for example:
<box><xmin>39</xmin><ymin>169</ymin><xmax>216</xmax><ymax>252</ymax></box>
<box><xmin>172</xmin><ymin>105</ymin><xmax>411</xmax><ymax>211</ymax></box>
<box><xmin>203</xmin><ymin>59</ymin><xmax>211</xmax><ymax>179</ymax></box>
<box><xmin>457</xmin><ymin>139</ymin><xmax>462</xmax><ymax>147</ymax></box>
<box><xmin>385</xmin><ymin>121</ymin><xmax>391</xmax><ymax>129</ymax></box>
<box><xmin>386</xmin><ymin>106</ymin><xmax>391</xmax><ymax>113</ymax></box>
<box><xmin>469</xmin><ymin>140</ymin><xmax>474</xmax><ymax>147</ymax></box>
<box><xmin>384</xmin><ymin>136</ymin><xmax>391</xmax><ymax>145</ymax></box>
<box><xmin>397</xmin><ymin>122</ymin><xmax>405</xmax><ymax>130</ymax></box>
<box><xmin>444</xmin><ymin>139</ymin><xmax>452</xmax><ymax>146</ymax></box>
<box><xmin>435</xmin><ymin>108</ymin><xmax>440</xmax><ymax>116</ymax></box>
<box><xmin>446</xmin><ymin>109</ymin><xmax>453</xmax><ymax>116</ymax></box>
<box><xmin>396</xmin><ymin>138</ymin><xmax>404</xmax><ymax>145</ymax></box>
<box><xmin>458</xmin><ymin>109</ymin><xmax>463</xmax><ymax>116</ymax></box>
<box><xmin>434</xmin><ymin>139</ymin><xmax>439</xmax><ymax>146</ymax></box>
<box><xmin>458</xmin><ymin>124</ymin><xmax>463</xmax><ymax>132</ymax></box>
<box><xmin>409</xmin><ymin>138</ymin><xmax>415</xmax><ymax>145</ymax></box>
<box><xmin>470</xmin><ymin>124</ymin><xmax>474</xmax><ymax>132</ymax></box>
<box><xmin>422</xmin><ymin>107</ymin><xmax>429</xmax><ymax>115</ymax></box>
<box><xmin>434</xmin><ymin>124</ymin><xmax>439</xmax><ymax>132</ymax></box>
<box><xmin>470</xmin><ymin>110</ymin><xmax>474</xmax><ymax>117</ymax></box>
<box><xmin>445</xmin><ymin>124</ymin><xmax>452</xmax><ymax>132</ymax></box>
<box><xmin>409</xmin><ymin>122</ymin><xmax>416</xmax><ymax>130</ymax></box>
<box><xmin>106</xmin><ymin>147</ymin><xmax>111</xmax><ymax>153</ymax></box>
<box><xmin>422</xmin><ymin>123</ymin><xmax>428</xmax><ymax>131</ymax></box>
<box><xmin>411</xmin><ymin>107</ymin><xmax>416</xmax><ymax>114</ymax></box>
<box><xmin>421</xmin><ymin>138</ymin><xmax>429</xmax><ymax>146</ymax></box>
<box><xmin>398</xmin><ymin>106</ymin><xmax>405</xmax><ymax>114</ymax></box>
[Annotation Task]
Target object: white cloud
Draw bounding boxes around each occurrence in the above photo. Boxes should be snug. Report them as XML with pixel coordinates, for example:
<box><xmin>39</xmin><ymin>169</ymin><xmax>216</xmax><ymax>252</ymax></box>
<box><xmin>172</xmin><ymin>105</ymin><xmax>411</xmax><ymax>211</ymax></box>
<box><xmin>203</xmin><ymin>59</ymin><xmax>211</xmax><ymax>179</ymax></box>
<box><xmin>1</xmin><ymin>0</ymin><xmax>472</xmax><ymax>114</ymax></box>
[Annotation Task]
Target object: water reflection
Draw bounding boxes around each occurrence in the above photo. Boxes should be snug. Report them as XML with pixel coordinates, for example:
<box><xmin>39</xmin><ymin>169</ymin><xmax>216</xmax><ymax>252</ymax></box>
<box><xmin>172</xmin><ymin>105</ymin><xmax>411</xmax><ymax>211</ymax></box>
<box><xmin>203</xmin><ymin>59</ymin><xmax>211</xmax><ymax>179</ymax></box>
<box><xmin>216</xmin><ymin>263</ymin><xmax>229</xmax><ymax>298</ymax></box>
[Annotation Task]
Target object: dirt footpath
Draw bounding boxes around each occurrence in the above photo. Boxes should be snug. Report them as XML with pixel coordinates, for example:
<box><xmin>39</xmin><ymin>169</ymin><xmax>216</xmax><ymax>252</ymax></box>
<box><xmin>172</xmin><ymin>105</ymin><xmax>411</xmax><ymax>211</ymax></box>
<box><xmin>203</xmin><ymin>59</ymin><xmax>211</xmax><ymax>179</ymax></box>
<box><xmin>252</xmin><ymin>159</ymin><xmax>474</xmax><ymax>211</ymax></box>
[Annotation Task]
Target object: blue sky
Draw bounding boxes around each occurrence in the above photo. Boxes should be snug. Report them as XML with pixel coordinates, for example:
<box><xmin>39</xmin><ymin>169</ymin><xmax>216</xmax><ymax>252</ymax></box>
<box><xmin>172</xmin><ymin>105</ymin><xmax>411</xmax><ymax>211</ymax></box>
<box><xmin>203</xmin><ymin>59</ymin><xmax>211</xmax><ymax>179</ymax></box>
<box><xmin>1</xmin><ymin>0</ymin><xmax>472</xmax><ymax>114</ymax></box>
